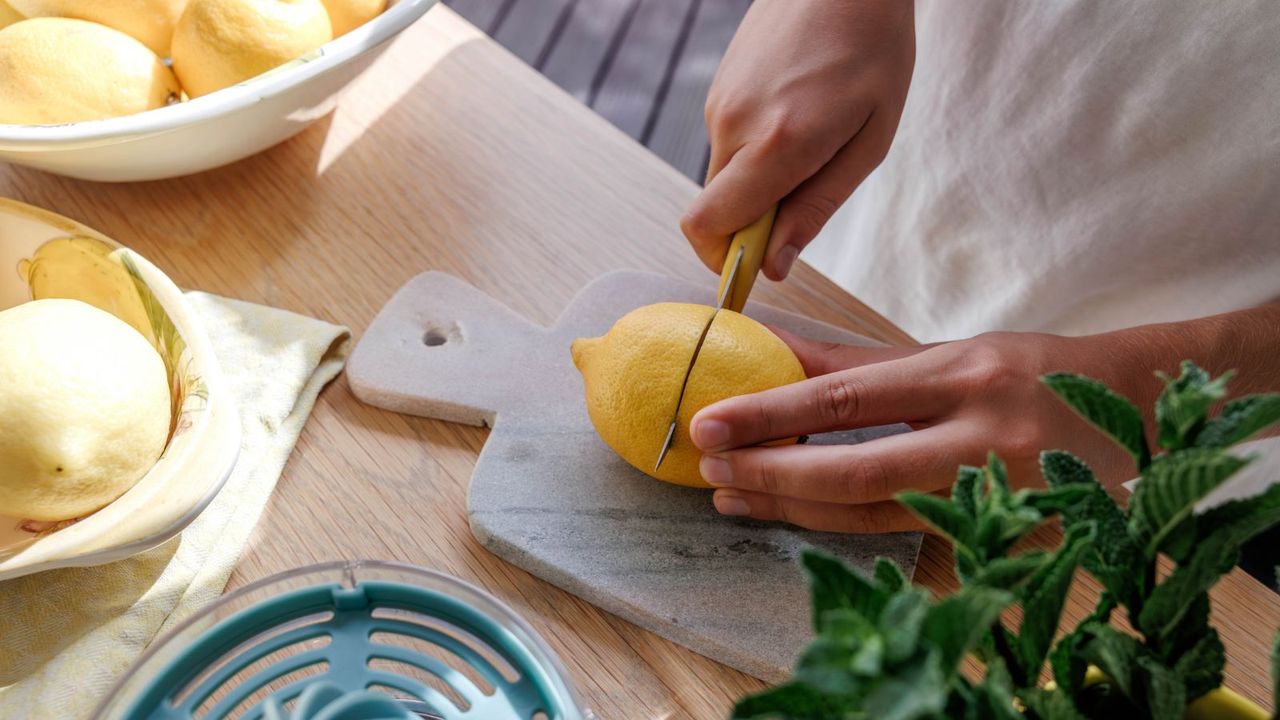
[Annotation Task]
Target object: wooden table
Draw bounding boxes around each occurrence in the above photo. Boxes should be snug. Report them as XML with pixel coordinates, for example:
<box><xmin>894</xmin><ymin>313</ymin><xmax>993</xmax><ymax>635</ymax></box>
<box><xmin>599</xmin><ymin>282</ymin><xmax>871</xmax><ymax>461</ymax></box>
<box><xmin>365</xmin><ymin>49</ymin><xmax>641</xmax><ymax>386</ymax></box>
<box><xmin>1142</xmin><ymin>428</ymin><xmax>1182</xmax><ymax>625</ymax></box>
<box><xmin>2</xmin><ymin>7</ymin><xmax>1276</xmax><ymax>717</ymax></box>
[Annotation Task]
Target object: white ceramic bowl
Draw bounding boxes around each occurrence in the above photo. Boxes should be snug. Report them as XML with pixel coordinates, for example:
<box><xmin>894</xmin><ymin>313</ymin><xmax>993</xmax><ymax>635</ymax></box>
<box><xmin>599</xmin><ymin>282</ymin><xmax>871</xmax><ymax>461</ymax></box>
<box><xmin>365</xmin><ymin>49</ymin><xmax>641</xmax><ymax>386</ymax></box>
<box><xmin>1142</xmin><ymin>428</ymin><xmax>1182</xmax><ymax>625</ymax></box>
<box><xmin>0</xmin><ymin>198</ymin><xmax>239</xmax><ymax>580</ymax></box>
<box><xmin>0</xmin><ymin>0</ymin><xmax>438</xmax><ymax>182</ymax></box>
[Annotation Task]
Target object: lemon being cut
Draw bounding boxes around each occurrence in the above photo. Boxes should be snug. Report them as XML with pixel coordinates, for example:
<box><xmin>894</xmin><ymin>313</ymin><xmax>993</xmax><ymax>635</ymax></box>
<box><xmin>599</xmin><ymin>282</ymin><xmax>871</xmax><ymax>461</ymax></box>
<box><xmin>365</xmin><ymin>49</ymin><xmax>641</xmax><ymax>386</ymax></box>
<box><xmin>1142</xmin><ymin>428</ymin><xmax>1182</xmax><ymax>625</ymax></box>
<box><xmin>0</xmin><ymin>17</ymin><xmax>179</xmax><ymax>125</ymax></box>
<box><xmin>171</xmin><ymin>0</ymin><xmax>332</xmax><ymax>98</ymax></box>
<box><xmin>572</xmin><ymin>303</ymin><xmax>806</xmax><ymax>488</ymax></box>
<box><xmin>0</xmin><ymin>1</ymin><xmax>22</xmax><ymax>30</ymax></box>
<box><xmin>0</xmin><ymin>299</ymin><xmax>171</xmax><ymax>522</ymax></box>
<box><xmin>7</xmin><ymin>0</ymin><xmax>189</xmax><ymax>55</ymax></box>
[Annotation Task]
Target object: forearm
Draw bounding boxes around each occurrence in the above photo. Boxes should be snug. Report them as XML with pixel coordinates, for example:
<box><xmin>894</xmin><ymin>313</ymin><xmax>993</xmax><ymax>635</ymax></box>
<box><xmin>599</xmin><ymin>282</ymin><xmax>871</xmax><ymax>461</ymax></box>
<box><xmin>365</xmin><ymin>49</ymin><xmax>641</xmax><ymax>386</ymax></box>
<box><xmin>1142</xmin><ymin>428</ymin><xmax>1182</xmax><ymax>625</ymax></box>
<box><xmin>1080</xmin><ymin>302</ymin><xmax>1280</xmax><ymax>441</ymax></box>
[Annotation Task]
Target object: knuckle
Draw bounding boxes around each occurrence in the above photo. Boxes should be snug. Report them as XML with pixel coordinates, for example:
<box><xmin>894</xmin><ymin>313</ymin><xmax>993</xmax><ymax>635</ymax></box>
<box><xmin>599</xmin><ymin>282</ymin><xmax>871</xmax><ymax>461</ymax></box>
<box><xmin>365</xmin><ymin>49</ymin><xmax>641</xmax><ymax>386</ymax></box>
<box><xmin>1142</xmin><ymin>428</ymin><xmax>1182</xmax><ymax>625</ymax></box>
<box><xmin>754</xmin><ymin>455</ymin><xmax>784</xmax><ymax>496</ymax></box>
<box><xmin>841</xmin><ymin>454</ymin><xmax>891</xmax><ymax>504</ymax></box>
<box><xmin>816</xmin><ymin>374</ymin><xmax>866</xmax><ymax>425</ymax></box>
<box><xmin>850</xmin><ymin>504</ymin><xmax>894</xmax><ymax>535</ymax></box>
<box><xmin>784</xmin><ymin>193</ymin><xmax>843</xmax><ymax>243</ymax></box>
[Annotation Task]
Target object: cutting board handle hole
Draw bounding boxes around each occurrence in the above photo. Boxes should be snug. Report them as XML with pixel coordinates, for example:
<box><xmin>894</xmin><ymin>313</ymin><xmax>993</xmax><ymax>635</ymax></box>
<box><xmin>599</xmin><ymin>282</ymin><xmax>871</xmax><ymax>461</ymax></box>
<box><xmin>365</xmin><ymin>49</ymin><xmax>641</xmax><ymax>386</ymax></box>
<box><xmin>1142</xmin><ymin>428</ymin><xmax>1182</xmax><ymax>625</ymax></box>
<box><xmin>423</xmin><ymin>329</ymin><xmax>449</xmax><ymax>347</ymax></box>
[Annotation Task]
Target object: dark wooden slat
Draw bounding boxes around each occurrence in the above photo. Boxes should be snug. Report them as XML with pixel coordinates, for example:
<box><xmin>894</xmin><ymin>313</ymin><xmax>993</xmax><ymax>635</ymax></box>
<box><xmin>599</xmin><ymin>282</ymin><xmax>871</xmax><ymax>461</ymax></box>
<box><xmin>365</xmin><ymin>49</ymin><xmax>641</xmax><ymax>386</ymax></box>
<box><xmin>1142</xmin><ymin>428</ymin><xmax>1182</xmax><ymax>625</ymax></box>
<box><xmin>646</xmin><ymin>0</ymin><xmax>749</xmax><ymax>181</ymax></box>
<box><xmin>492</xmin><ymin>0</ymin><xmax>575</xmax><ymax>66</ymax></box>
<box><xmin>445</xmin><ymin>0</ymin><xmax>507</xmax><ymax>34</ymax></box>
<box><xmin>539</xmin><ymin>0</ymin><xmax>636</xmax><ymax>103</ymax></box>
<box><xmin>590</xmin><ymin>0</ymin><xmax>696</xmax><ymax>141</ymax></box>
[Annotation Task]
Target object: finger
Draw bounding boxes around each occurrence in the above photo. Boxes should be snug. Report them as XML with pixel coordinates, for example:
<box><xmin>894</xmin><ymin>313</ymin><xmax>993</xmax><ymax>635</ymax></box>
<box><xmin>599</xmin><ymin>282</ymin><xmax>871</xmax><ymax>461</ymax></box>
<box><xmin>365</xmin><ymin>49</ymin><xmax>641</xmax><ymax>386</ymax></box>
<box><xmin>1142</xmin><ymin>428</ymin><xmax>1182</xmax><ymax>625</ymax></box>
<box><xmin>681</xmin><ymin>137</ymin><xmax>835</xmax><ymax>273</ymax></box>
<box><xmin>691</xmin><ymin>353</ymin><xmax>955</xmax><ymax>451</ymax></box>
<box><xmin>699</xmin><ymin>424</ymin><xmax>978</xmax><ymax>505</ymax></box>
<box><xmin>763</xmin><ymin>110</ymin><xmax>891</xmax><ymax>280</ymax></box>
<box><xmin>712</xmin><ymin>489</ymin><xmax>924</xmax><ymax>534</ymax></box>
<box><xmin>768</xmin><ymin>325</ymin><xmax>931</xmax><ymax>377</ymax></box>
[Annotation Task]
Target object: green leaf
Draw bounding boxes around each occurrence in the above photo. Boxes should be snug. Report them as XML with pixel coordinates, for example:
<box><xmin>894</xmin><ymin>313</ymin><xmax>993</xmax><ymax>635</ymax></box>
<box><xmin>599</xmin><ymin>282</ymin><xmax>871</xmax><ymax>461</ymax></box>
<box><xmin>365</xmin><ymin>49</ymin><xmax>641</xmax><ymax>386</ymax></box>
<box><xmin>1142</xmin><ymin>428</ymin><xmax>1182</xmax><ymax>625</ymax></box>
<box><xmin>1154</xmin><ymin>361</ymin><xmax>1231</xmax><ymax>450</ymax></box>
<box><xmin>921</xmin><ymin>587</ymin><xmax>1014</xmax><ymax>671</ymax></box>
<box><xmin>1194</xmin><ymin>393</ymin><xmax>1280</xmax><ymax>449</ymax></box>
<box><xmin>986</xmin><ymin>452</ymin><xmax>1012</xmax><ymax>498</ymax></box>
<box><xmin>862</xmin><ymin>649</ymin><xmax>949</xmax><ymax>720</ymax></box>
<box><xmin>731</xmin><ymin>681</ymin><xmax>855</xmax><ymax>719</ymax></box>
<box><xmin>1040</xmin><ymin>451</ymin><xmax>1143</xmax><ymax>607</ymax></box>
<box><xmin>973</xmin><ymin>551</ymin><xmax>1050</xmax><ymax>591</ymax></box>
<box><xmin>1174</xmin><ymin>628</ymin><xmax>1224</xmax><ymax>700</ymax></box>
<box><xmin>1018</xmin><ymin>484</ymin><xmax>1094</xmax><ymax>517</ymax></box>
<box><xmin>1019</xmin><ymin>687</ymin><xmax>1089</xmax><ymax>720</ymax></box>
<box><xmin>898</xmin><ymin>491</ymin><xmax>975</xmax><ymax>550</ymax></box>
<box><xmin>1077</xmin><ymin>623</ymin><xmax>1187</xmax><ymax>719</ymax></box>
<box><xmin>954</xmin><ymin>465</ymin><xmax>984</xmax><ymax>519</ymax></box>
<box><xmin>1139</xmin><ymin>494</ymin><xmax>1280</xmax><ymax>639</ymax></box>
<box><xmin>1043</xmin><ymin>372</ymin><xmax>1151</xmax><ymax>469</ymax></box>
<box><xmin>878</xmin><ymin>590</ymin><xmax>930</xmax><ymax>665</ymax></box>
<box><xmin>1051</xmin><ymin>594</ymin><xmax>1116</xmax><ymax>697</ymax></box>
<box><xmin>1135</xmin><ymin>655</ymin><xmax>1187</xmax><ymax>720</ymax></box>
<box><xmin>1129</xmin><ymin>449</ymin><xmax>1250</xmax><ymax>555</ymax></box>
<box><xmin>1156</xmin><ymin>591</ymin><xmax>1211</xmax><ymax>663</ymax></box>
<box><xmin>801</xmin><ymin>550</ymin><xmax>888</xmax><ymax>633</ymax></box>
<box><xmin>796</xmin><ymin>632</ymin><xmax>883</xmax><ymax>694</ymax></box>
<box><xmin>1017</xmin><ymin>522</ymin><xmax>1096</xmax><ymax>678</ymax></box>
<box><xmin>874</xmin><ymin>557</ymin><xmax>909</xmax><ymax>594</ymax></box>
<box><xmin>968</xmin><ymin>658</ymin><xmax>1022</xmax><ymax>720</ymax></box>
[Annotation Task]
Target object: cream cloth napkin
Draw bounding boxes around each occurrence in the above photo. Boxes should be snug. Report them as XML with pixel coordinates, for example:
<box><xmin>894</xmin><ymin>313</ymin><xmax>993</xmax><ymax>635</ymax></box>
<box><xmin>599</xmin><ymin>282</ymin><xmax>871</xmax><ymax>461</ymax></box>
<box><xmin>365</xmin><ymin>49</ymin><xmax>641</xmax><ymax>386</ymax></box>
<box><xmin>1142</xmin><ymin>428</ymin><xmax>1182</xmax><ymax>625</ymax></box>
<box><xmin>0</xmin><ymin>292</ymin><xmax>350</xmax><ymax>719</ymax></box>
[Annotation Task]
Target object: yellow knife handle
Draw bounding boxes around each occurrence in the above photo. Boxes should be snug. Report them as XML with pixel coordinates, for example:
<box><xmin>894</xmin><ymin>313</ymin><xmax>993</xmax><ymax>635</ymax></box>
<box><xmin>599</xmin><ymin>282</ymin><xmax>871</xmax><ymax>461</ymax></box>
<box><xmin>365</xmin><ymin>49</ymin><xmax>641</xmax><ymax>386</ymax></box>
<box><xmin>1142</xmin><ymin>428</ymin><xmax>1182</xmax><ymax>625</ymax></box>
<box><xmin>716</xmin><ymin>205</ymin><xmax>777</xmax><ymax>313</ymax></box>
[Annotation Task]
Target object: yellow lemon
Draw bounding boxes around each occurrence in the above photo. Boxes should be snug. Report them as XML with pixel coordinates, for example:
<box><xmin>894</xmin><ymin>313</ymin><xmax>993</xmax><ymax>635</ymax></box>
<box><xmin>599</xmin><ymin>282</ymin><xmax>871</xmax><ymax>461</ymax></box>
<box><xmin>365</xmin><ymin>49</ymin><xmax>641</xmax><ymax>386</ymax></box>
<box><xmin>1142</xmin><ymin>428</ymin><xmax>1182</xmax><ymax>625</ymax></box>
<box><xmin>0</xmin><ymin>2</ymin><xmax>22</xmax><ymax>31</ymax></box>
<box><xmin>0</xmin><ymin>17</ymin><xmax>179</xmax><ymax>125</ymax></box>
<box><xmin>0</xmin><ymin>299</ymin><xmax>171</xmax><ymax>522</ymax></box>
<box><xmin>171</xmin><ymin>0</ymin><xmax>332</xmax><ymax>98</ymax></box>
<box><xmin>7</xmin><ymin>0</ymin><xmax>189</xmax><ymax>55</ymax></box>
<box><xmin>319</xmin><ymin>0</ymin><xmax>384</xmax><ymax>36</ymax></box>
<box><xmin>571</xmin><ymin>303</ymin><xmax>806</xmax><ymax>488</ymax></box>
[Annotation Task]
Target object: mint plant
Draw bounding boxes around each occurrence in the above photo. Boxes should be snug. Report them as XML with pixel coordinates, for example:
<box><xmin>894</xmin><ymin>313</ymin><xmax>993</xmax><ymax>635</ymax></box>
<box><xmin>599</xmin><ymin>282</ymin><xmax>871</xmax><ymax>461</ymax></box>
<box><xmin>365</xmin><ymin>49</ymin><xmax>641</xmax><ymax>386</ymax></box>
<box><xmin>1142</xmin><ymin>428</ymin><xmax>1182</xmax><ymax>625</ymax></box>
<box><xmin>733</xmin><ymin>362</ymin><xmax>1280</xmax><ymax>720</ymax></box>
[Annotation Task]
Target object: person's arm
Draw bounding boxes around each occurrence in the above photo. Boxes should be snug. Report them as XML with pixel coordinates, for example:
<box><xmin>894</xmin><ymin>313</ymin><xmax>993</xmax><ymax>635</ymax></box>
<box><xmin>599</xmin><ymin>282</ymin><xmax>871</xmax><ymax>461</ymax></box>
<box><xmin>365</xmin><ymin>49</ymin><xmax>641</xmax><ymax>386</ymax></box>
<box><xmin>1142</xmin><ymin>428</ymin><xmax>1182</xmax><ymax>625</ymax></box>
<box><xmin>681</xmin><ymin>0</ymin><xmax>915</xmax><ymax>280</ymax></box>
<box><xmin>689</xmin><ymin>303</ymin><xmax>1280</xmax><ymax>533</ymax></box>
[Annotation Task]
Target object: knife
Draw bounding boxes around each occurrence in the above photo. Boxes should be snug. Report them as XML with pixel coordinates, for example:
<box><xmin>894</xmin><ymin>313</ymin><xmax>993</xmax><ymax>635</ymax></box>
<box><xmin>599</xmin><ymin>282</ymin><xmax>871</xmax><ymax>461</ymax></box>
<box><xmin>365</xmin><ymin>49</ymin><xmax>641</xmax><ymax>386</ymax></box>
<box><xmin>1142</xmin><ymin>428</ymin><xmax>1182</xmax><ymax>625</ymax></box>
<box><xmin>654</xmin><ymin>205</ymin><xmax>779</xmax><ymax>471</ymax></box>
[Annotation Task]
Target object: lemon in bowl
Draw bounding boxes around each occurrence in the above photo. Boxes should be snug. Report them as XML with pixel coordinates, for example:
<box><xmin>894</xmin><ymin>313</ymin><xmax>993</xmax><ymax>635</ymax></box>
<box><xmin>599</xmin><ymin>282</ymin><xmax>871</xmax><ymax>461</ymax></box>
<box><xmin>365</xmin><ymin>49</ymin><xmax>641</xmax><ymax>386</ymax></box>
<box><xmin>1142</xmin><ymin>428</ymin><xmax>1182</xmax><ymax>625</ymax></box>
<box><xmin>0</xmin><ymin>198</ymin><xmax>239</xmax><ymax>580</ymax></box>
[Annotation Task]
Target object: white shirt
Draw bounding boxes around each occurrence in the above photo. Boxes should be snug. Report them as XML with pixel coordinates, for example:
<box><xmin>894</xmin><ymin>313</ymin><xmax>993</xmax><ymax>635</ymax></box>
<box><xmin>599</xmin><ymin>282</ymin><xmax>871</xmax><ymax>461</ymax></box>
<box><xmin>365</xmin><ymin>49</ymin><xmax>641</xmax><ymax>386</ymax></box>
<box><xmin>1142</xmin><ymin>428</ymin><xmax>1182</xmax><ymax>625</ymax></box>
<box><xmin>804</xmin><ymin>1</ymin><xmax>1280</xmax><ymax>500</ymax></box>
<box><xmin>806</xmin><ymin>0</ymin><xmax>1280</xmax><ymax>344</ymax></box>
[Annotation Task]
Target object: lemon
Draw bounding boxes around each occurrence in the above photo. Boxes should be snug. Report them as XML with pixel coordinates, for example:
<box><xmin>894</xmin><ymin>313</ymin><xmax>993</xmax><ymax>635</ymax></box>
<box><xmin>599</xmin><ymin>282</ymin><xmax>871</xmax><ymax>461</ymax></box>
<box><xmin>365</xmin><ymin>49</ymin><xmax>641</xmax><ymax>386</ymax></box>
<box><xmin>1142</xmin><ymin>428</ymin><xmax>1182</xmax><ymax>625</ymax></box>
<box><xmin>319</xmin><ymin>0</ymin><xmax>384</xmax><ymax>36</ymax></box>
<box><xmin>0</xmin><ymin>17</ymin><xmax>179</xmax><ymax>125</ymax></box>
<box><xmin>7</xmin><ymin>0</ymin><xmax>189</xmax><ymax>55</ymax></box>
<box><xmin>0</xmin><ymin>299</ymin><xmax>171</xmax><ymax>522</ymax></box>
<box><xmin>571</xmin><ymin>303</ymin><xmax>806</xmax><ymax>488</ymax></box>
<box><xmin>0</xmin><ymin>2</ymin><xmax>22</xmax><ymax>31</ymax></box>
<box><xmin>171</xmin><ymin>0</ymin><xmax>332</xmax><ymax>98</ymax></box>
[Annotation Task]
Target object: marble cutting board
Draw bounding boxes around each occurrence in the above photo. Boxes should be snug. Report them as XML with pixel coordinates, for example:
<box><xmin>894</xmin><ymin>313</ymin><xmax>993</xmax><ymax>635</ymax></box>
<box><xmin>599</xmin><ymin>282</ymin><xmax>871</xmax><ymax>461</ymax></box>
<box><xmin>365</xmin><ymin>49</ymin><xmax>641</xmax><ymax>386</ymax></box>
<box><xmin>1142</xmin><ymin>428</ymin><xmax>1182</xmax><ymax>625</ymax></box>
<box><xmin>347</xmin><ymin>270</ymin><xmax>922</xmax><ymax>682</ymax></box>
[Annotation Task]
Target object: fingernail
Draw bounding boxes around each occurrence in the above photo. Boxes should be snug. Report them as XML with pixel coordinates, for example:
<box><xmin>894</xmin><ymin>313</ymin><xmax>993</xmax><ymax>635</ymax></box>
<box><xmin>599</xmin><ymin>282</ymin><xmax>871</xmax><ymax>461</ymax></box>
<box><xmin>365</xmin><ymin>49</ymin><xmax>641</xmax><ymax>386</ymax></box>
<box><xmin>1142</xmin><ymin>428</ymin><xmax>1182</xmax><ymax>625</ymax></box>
<box><xmin>700</xmin><ymin>455</ymin><xmax>732</xmax><ymax>486</ymax></box>
<box><xmin>692</xmin><ymin>418</ymin><xmax>731</xmax><ymax>449</ymax></box>
<box><xmin>714</xmin><ymin>492</ymin><xmax>750</xmax><ymax>517</ymax></box>
<box><xmin>775</xmin><ymin>245</ymin><xmax>799</xmax><ymax>279</ymax></box>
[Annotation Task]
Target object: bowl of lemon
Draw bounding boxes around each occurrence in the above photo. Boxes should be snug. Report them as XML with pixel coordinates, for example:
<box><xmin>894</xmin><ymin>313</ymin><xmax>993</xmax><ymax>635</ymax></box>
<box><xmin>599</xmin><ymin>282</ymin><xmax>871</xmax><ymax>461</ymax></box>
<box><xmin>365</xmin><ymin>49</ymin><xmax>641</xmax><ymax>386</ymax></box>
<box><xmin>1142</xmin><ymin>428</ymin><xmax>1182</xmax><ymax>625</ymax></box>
<box><xmin>0</xmin><ymin>0</ymin><xmax>438</xmax><ymax>181</ymax></box>
<box><xmin>0</xmin><ymin>198</ymin><xmax>239</xmax><ymax>580</ymax></box>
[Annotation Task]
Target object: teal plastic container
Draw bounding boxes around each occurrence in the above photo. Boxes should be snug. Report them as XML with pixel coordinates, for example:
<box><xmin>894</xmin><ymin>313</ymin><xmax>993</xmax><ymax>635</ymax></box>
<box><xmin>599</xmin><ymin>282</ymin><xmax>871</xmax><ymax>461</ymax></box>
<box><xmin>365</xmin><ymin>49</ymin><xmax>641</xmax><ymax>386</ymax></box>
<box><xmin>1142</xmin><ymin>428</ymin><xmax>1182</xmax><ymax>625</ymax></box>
<box><xmin>90</xmin><ymin>561</ymin><xmax>594</xmax><ymax>720</ymax></box>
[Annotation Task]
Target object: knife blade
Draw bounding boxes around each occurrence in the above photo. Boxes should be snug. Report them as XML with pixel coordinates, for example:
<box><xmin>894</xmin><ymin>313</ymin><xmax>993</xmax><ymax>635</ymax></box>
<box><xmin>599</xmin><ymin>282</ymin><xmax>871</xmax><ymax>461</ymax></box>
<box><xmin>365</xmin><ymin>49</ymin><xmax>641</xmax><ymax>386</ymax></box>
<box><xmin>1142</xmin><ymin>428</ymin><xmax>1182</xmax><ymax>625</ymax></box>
<box><xmin>654</xmin><ymin>205</ymin><xmax>778</xmax><ymax>471</ymax></box>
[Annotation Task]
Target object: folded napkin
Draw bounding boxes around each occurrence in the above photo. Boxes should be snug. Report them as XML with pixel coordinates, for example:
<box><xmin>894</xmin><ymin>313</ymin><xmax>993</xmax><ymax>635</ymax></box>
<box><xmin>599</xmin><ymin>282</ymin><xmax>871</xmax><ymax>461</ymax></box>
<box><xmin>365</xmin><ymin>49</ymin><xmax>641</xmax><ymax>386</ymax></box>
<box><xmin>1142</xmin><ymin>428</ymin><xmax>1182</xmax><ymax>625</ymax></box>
<box><xmin>0</xmin><ymin>292</ymin><xmax>350</xmax><ymax>719</ymax></box>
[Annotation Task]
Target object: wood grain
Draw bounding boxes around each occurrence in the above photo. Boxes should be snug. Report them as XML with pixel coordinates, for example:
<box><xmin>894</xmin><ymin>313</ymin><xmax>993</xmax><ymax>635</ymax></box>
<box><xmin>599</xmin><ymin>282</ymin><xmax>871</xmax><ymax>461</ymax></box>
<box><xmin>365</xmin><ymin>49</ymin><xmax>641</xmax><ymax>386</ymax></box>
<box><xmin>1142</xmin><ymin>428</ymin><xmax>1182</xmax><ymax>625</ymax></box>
<box><xmin>0</xmin><ymin>6</ymin><xmax>1273</xmax><ymax>717</ymax></box>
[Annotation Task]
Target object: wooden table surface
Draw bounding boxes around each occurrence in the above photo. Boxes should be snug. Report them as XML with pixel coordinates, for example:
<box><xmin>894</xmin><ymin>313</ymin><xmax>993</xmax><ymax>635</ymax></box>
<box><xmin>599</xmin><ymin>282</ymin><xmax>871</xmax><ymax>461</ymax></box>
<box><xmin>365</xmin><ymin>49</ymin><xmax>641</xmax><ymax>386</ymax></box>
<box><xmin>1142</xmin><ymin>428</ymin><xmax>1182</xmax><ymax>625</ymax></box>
<box><xmin>2</xmin><ymin>7</ymin><xmax>1276</xmax><ymax>717</ymax></box>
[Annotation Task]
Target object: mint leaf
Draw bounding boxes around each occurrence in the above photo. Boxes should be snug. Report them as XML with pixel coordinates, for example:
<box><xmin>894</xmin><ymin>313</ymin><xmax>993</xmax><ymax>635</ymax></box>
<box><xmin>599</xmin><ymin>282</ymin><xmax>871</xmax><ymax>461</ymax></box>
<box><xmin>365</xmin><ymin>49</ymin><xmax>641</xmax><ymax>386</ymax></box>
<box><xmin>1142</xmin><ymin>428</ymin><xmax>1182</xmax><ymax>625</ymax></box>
<box><xmin>1194</xmin><ymin>393</ymin><xmax>1280</xmax><ymax>449</ymax></box>
<box><xmin>1018</xmin><ymin>484</ymin><xmax>1094</xmax><ymax>516</ymax></box>
<box><xmin>969</xmin><ymin>659</ymin><xmax>1022</xmax><ymax>720</ymax></box>
<box><xmin>1136</xmin><ymin>655</ymin><xmax>1187</xmax><ymax>720</ymax></box>
<box><xmin>1077</xmin><ymin>624</ymin><xmax>1188</xmax><ymax>719</ymax></box>
<box><xmin>1174</xmin><ymin>628</ymin><xmax>1224</xmax><ymax>700</ymax></box>
<box><xmin>954</xmin><ymin>465</ymin><xmax>984</xmax><ymax>519</ymax></box>
<box><xmin>1043</xmin><ymin>372</ymin><xmax>1151</xmax><ymax>469</ymax></box>
<box><xmin>1017</xmin><ymin>522</ymin><xmax>1095</xmax><ymax>678</ymax></box>
<box><xmin>1139</xmin><ymin>494</ymin><xmax>1280</xmax><ymax>639</ymax></box>
<box><xmin>1019</xmin><ymin>687</ymin><xmax>1089</xmax><ymax>720</ymax></box>
<box><xmin>1128</xmin><ymin>449</ymin><xmax>1250</xmax><ymax>556</ymax></box>
<box><xmin>861</xmin><ymin>649</ymin><xmax>949</xmax><ymax>720</ymax></box>
<box><xmin>878</xmin><ymin>591</ymin><xmax>930</xmax><ymax>664</ymax></box>
<box><xmin>986</xmin><ymin>451</ymin><xmax>1012</xmax><ymax>498</ymax></box>
<box><xmin>874</xmin><ymin>557</ymin><xmax>909</xmax><ymax>594</ymax></box>
<box><xmin>801</xmin><ymin>549</ymin><xmax>888</xmax><ymax>633</ymax></box>
<box><xmin>731</xmin><ymin>681</ymin><xmax>854</xmax><ymax>719</ymax></box>
<box><xmin>898</xmin><ymin>491</ymin><xmax>975</xmax><ymax>550</ymax></box>
<box><xmin>973</xmin><ymin>551</ymin><xmax>1050</xmax><ymax>591</ymax></box>
<box><xmin>1154</xmin><ymin>361</ymin><xmax>1231</xmax><ymax>450</ymax></box>
<box><xmin>1040</xmin><ymin>451</ymin><xmax>1143</xmax><ymax>606</ymax></box>
<box><xmin>921</xmin><ymin>587</ymin><xmax>1014</xmax><ymax>671</ymax></box>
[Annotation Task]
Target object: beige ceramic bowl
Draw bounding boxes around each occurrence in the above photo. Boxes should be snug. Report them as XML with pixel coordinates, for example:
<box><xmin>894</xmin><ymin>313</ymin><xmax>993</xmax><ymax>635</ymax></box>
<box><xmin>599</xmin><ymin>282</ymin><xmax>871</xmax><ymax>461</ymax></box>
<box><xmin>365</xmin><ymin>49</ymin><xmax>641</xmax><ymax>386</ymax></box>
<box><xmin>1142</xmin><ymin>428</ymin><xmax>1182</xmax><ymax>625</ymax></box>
<box><xmin>0</xmin><ymin>198</ymin><xmax>239</xmax><ymax>580</ymax></box>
